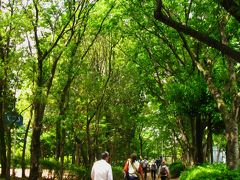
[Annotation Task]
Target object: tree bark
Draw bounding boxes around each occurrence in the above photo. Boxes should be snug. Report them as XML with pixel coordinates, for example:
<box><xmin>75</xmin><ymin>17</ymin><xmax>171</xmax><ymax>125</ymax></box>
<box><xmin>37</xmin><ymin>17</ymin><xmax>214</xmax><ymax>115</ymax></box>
<box><xmin>59</xmin><ymin>128</ymin><xmax>66</xmax><ymax>180</ymax></box>
<box><xmin>57</xmin><ymin>77</ymin><xmax>71</xmax><ymax>179</ymax></box>
<box><xmin>86</xmin><ymin>119</ymin><xmax>93</xmax><ymax>166</ymax></box>
<box><xmin>29</xmin><ymin>101</ymin><xmax>45</xmax><ymax>179</ymax></box>
<box><xmin>207</xmin><ymin>117</ymin><xmax>213</xmax><ymax>163</ymax></box>
<box><xmin>0</xmin><ymin>92</ymin><xmax>7</xmax><ymax>178</ymax></box>
<box><xmin>6</xmin><ymin>128</ymin><xmax>11</xmax><ymax>180</ymax></box>
<box><xmin>174</xmin><ymin>117</ymin><xmax>193</xmax><ymax>165</ymax></box>
<box><xmin>21</xmin><ymin>109</ymin><xmax>32</xmax><ymax>178</ymax></box>
<box><xmin>225</xmin><ymin>115</ymin><xmax>239</xmax><ymax>169</ymax></box>
<box><xmin>0</xmin><ymin>35</ymin><xmax>7</xmax><ymax>179</ymax></box>
<box><xmin>195</xmin><ymin>115</ymin><xmax>204</xmax><ymax>164</ymax></box>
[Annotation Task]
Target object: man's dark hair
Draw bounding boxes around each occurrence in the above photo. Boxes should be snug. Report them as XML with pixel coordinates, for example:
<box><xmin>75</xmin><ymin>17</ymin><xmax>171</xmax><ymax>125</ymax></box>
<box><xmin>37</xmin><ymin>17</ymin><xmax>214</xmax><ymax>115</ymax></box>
<box><xmin>101</xmin><ymin>151</ymin><xmax>109</xmax><ymax>159</ymax></box>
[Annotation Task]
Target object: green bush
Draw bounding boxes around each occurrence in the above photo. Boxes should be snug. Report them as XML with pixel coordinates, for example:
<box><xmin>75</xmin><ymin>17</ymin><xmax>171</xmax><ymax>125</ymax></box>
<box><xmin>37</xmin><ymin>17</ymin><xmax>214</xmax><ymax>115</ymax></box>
<box><xmin>40</xmin><ymin>158</ymin><xmax>60</xmax><ymax>172</ymax></box>
<box><xmin>12</xmin><ymin>155</ymin><xmax>30</xmax><ymax>168</ymax></box>
<box><xmin>180</xmin><ymin>163</ymin><xmax>240</xmax><ymax>180</ymax></box>
<box><xmin>169</xmin><ymin>161</ymin><xmax>185</xmax><ymax>178</ymax></box>
<box><xmin>112</xmin><ymin>166</ymin><xmax>124</xmax><ymax>180</ymax></box>
<box><xmin>66</xmin><ymin>164</ymin><xmax>90</xmax><ymax>179</ymax></box>
<box><xmin>12</xmin><ymin>155</ymin><xmax>20</xmax><ymax>168</ymax></box>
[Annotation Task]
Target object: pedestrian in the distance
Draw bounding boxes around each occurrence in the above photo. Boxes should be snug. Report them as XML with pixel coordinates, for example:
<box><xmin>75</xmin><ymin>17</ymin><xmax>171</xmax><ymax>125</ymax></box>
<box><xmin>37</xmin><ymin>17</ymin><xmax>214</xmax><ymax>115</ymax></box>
<box><xmin>141</xmin><ymin>156</ymin><xmax>148</xmax><ymax>180</ymax></box>
<box><xmin>150</xmin><ymin>160</ymin><xmax>157</xmax><ymax>180</ymax></box>
<box><xmin>158</xmin><ymin>160</ymin><xmax>170</xmax><ymax>180</ymax></box>
<box><xmin>91</xmin><ymin>151</ymin><xmax>113</xmax><ymax>180</ymax></box>
<box><xmin>123</xmin><ymin>153</ymin><xmax>144</xmax><ymax>180</ymax></box>
<box><xmin>155</xmin><ymin>156</ymin><xmax>162</xmax><ymax>169</ymax></box>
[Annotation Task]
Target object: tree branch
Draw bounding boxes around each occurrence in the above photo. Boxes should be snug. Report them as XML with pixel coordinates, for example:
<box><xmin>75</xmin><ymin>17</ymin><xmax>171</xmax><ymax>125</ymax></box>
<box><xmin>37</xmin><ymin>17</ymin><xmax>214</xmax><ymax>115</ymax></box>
<box><xmin>154</xmin><ymin>0</ymin><xmax>240</xmax><ymax>63</ymax></box>
<box><xmin>217</xmin><ymin>0</ymin><xmax>240</xmax><ymax>22</ymax></box>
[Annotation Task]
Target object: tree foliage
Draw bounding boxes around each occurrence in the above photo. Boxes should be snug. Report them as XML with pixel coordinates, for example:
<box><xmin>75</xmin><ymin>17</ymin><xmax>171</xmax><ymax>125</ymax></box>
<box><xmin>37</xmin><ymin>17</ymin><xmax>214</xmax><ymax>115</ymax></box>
<box><xmin>0</xmin><ymin>0</ymin><xmax>239</xmax><ymax>178</ymax></box>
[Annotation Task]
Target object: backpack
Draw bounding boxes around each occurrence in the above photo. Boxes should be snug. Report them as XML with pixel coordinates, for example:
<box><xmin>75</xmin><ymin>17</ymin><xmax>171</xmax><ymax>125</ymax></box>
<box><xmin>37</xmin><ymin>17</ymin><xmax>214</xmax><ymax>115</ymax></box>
<box><xmin>151</xmin><ymin>163</ymin><xmax>157</xmax><ymax>170</ymax></box>
<box><xmin>160</xmin><ymin>166</ymin><xmax>167</xmax><ymax>176</ymax></box>
<box><xmin>142</xmin><ymin>160</ymin><xmax>148</xmax><ymax>168</ymax></box>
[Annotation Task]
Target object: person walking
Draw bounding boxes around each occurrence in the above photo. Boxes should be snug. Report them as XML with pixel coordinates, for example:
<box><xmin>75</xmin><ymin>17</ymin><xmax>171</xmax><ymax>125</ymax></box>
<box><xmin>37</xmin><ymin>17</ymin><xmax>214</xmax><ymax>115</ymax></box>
<box><xmin>141</xmin><ymin>156</ymin><xmax>148</xmax><ymax>180</ymax></box>
<box><xmin>123</xmin><ymin>153</ymin><xmax>144</xmax><ymax>180</ymax></box>
<box><xmin>91</xmin><ymin>151</ymin><xmax>113</xmax><ymax>180</ymax></box>
<box><xmin>150</xmin><ymin>160</ymin><xmax>157</xmax><ymax>180</ymax></box>
<box><xmin>155</xmin><ymin>156</ymin><xmax>162</xmax><ymax>169</ymax></box>
<box><xmin>158</xmin><ymin>160</ymin><xmax>170</xmax><ymax>180</ymax></box>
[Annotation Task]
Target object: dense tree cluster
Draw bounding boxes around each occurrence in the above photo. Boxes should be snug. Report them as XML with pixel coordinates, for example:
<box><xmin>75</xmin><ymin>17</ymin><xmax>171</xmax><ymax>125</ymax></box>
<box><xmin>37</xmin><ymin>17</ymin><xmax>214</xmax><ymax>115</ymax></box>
<box><xmin>0</xmin><ymin>0</ymin><xmax>239</xmax><ymax>179</ymax></box>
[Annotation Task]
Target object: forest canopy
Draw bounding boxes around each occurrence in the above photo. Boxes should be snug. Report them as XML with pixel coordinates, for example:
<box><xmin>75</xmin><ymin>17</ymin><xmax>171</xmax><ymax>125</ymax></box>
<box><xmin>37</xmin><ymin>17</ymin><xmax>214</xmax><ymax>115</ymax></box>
<box><xmin>0</xmin><ymin>0</ymin><xmax>239</xmax><ymax>179</ymax></box>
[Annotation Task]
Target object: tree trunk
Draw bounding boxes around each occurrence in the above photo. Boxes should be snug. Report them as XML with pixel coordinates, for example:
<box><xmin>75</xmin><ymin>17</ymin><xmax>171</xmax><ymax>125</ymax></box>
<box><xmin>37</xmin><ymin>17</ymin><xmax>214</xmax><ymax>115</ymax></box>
<box><xmin>29</xmin><ymin>102</ymin><xmax>45</xmax><ymax>179</ymax></box>
<box><xmin>190</xmin><ymin>116</ymin><xmax>197</xmax><ymax>163</ymax></box>
<box><xmin>0</xmin><ymin>76</ymin><xmax>7</xmax><ymax>179</ymax></box>
<box><xmin>225</xmin><ymin>116</ymin><xmax>239</xmax><ymax>169</ymax></box>
<box><xmin>56</xmin><ymin>119</ymin><xmax>61</xmax><ymax>161</ymax></box>
<box><xmin>6</xmin><ymin>128</ymin><xmax>11</xmax><ymax>180</ymax></box>
<box><xmin>75</xmin><ymin>142</ymin><xmax>81</xmax><ymax>165</ymax></box>
<box><xmin>174</xmin><ymin>117</ymin><xmax>192</xmax><ymax>165</ymax></box>
<box><xmin>206</xmin><ymin>117</ymin><xmax>213</xmax><ymax>163</ymax></box>
<box><xmin>195</xmin><ymin>115</ymin><xmax>204</xmax><ymax>164</ymax></box>
<box><xmin>59</xmin><ymin>128</ymin><xmax>65</xmax><ymax>180</ymax></box>
<box><xmin>171</xmin><ymin>134</ymin><xmax>177</xmax><ymax>162</ymax></box>
<box><xmin>21</xmin><ymin>116</ymin><xmax>32</xmax><ymax>178</ymax></box>
<box><xmin>72</xmin><ymin>141</ymin><xmax>76</xmax><ymax>164</ymax></box>
<box><xmin>139</xmin><ymin>133</ymin><xmax>143</xmax><ymax>158</ymax></box>
<box><xmin>80</xmin><ymin>140</ymin><xmax>88</xmax><ymax>167</ymax></box>
<box><xmin>0</xmin><ymin>115</ymin><xmax>7</xmax><ymax>178</ymax></box>
<box><xmin>21</xmin><ymin>108</ymin><xmax>32</xmax><ymax>177</ymax></box>
<box><xmin>86</xmin><ymin>120</ymin><xmax>92</xmax><ymax>166</ymax></box>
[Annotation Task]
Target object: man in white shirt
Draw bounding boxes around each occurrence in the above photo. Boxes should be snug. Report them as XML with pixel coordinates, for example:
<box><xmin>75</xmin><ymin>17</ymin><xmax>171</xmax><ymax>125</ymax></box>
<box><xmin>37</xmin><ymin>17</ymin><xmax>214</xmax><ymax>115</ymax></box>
<box><xmin>91</xmin><ymin>151</ymin><xmax>113</xmax><ymax>180</ymax></box>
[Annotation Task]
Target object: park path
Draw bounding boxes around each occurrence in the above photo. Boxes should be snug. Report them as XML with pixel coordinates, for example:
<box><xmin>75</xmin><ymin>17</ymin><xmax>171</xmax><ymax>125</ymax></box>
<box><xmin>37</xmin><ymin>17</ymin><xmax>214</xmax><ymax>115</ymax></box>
<box><xmin>147</xmin><ymin>172</ymin><xmax>179</xmax><ymax>180</ymax></box>
<box><xmin>7</xmin><ymin>168</ymin><xmax>180</xmax><ymax>179</ymax></box>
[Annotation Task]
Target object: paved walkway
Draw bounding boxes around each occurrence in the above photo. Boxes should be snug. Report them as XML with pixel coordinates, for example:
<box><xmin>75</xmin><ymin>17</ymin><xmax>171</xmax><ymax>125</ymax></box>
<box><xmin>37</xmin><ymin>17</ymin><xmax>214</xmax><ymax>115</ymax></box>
<box><xmin>146</xmin><ymin>173</ymin><xmax>179</xmax><ymax>180</ymax></box>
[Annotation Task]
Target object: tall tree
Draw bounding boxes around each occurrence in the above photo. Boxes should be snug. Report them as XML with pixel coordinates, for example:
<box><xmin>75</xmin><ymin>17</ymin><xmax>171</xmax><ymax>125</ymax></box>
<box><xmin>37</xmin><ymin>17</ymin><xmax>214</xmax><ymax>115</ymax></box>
<box><xmin>0</xmin><ymin>0</ymin><xmax>26</xmax><ymax>178</ymax></box>
<box><xmin>153</xmin><ymin>0</ymin><xmax>239</xmax><ymax>169</ymax></box>
<box><xmin>26</xmin><ymin>1</ymin><xmax>88</xmax><ymax>178</ymax></box>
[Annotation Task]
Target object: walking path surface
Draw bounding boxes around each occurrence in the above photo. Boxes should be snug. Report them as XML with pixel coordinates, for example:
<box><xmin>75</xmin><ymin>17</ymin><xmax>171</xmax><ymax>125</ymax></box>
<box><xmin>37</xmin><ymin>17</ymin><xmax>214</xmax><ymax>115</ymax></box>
<box><xmin>5</xmin><ymin>168</ymin><xmax>180</xmax><ymax>179</ymax></box>
<box><xmin>147</xmin><ymin>172</ymin><xmax>179</xmax><ymax>180</ymax></box>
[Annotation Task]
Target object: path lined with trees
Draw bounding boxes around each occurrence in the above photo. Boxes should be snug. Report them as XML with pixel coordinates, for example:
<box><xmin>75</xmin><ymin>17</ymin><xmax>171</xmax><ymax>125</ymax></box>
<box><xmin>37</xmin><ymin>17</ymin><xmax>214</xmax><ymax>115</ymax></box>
<box><xmin>0</xmin><ymin>0</ymin><xmax>239</xmax><ymax>179</ymax></box>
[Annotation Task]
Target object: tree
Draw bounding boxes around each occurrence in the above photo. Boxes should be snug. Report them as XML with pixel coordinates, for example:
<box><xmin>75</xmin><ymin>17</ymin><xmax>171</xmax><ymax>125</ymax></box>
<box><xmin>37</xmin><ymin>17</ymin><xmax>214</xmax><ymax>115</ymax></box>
<box><xmin>154</xmin><ymin>0</ymin><xmax>240</xmax><ymax>169</ymax></box>
<box><xmin>24</xmin><ymin>1</ymin><xmax>91</xmax><ymax>178</ymax></box>
<box><xmin>0</xmin><ymin>0</ymin><xmax>26</xmax><ymax>178</ymax></box>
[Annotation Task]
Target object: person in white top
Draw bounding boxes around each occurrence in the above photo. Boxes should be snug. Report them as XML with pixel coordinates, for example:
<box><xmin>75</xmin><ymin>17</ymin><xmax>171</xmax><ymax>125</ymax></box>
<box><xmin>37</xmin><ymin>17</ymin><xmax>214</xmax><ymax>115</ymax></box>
<box><xmin>91</xmin><ymin>151</ymin><xmax>113</xmax><ymax>180</ymax></box>
<box><xmin>123</xmin><ymin>153</ymin><xmax>143</xmax><ymax>180</ymax></box>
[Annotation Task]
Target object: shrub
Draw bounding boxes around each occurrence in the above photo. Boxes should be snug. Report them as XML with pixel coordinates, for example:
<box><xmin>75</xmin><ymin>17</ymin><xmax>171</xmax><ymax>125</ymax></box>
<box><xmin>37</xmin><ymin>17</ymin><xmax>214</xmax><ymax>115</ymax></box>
<box><xmin>11</xmin><ymin>154</ymin><xmax>30</xmax><ymax>169</ymax></box>
<box><xmin>112</xmin><ymin>166</ymin><xmax>124</xmax><ymax>180</ymax></box>
<box><xmin>180</xmin><ymin>163</ymin><xmax>240</xmax><ymax>180</ymax></box>
<box><xmin>169</xmin><ymin>161</ymin><xmax>185</xmax><ymax>178</ymax></box>
<box><xmin>12</xmin><ymin>155</ymin><xmax>30</xmax><ymax>168</ymax></box>
<box><xmin>40</xmin><ymin>158</ymin><xmax>60</xmax><ymax>172</ymax></box>
<box><xmin>66</xmin><ymin>164</ymin><xmax>90</xmax><ymax>179</ymax></box>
